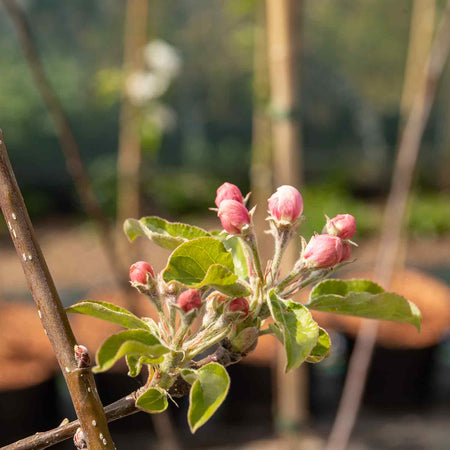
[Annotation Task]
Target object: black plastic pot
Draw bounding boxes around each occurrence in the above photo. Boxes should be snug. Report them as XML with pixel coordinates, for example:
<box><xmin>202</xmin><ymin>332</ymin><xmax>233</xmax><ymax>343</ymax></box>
<box><xmin>0</xmin><ymin>376</ymin><xmax>60</xmax><ymax>446</ymax></box>
<box><xmin>309</xmin><ymin>331</ymin><xmax>349</xmax><ymax>418</ymax></box>
<box><xmin>94</xmin><ymin>371</ymin><xmax>155</xmax><ymax>433</ymax></box>
<box><xmin>347</xmin><ymin>338</ymin><xmax>438</xmax><ymax>410</ymax></box>
<box><xmin>176</xmin><ymin>363</ymin><xmax>274</xmax><ymax>448</ymax></box>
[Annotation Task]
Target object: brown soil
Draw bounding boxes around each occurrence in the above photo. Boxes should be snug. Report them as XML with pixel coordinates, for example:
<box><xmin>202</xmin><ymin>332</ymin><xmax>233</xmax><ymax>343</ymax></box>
<box><xmin>0</xmin><ymin>303</ymin><xmax>58</xmax><ymax>389</ymax></box>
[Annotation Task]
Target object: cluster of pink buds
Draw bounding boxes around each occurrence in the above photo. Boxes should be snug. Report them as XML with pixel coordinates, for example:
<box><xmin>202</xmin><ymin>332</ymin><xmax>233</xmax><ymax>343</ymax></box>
<box><xmin>128</xmin><ymin>250</ymin><xmax>251</xmax><ymax>356</ymax></box>
<box><xmin>64</xmin><ymin>178</ymin><xmax>421</xmax><ymax>435</ymax></box>
<box><xmin>303</xmin><ymin>214</ymin><xmax>357</xmax><ymax>268</ymax></box>
<box><xmin>215</xmin><ymin>183</ymin><xmax>251</xmax><ymax>235</ymax></box>
<box><xmin>213</xmin><ymin>182</ymin><xmax>358</xmax><ymax>288</ymax></box>
<box><xmin>121</xmin><ymin>182</ymin><xmax>358</xmax><ymax>395</ymax></box>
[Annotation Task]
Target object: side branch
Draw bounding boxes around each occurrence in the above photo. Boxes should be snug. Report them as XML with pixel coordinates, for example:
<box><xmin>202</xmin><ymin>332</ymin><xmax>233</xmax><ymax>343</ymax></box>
<box><xmin>0</xmin><ymin>131</ymin><xmax>114</xmax><ymax>449</ymax></box>
<box><xmin>3</xmin><ymin>342</ymin><xmax>242</xmax><ymax>449</ymax></box>
<box><xmin>1</xmin><ymin>394</ymin><xmax>138</xmax><ymax>450</ymax></box>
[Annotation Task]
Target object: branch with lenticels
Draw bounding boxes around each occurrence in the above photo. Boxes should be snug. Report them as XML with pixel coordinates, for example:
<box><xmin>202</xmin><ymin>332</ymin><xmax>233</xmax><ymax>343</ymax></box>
<box><xmin>1</xmin><ymin>342</ymin><xmax>242</xmax><ymax>449</ymax></box>
<box><xmin>0</xmin><ymin>130</ymin><xmax>114</xmax><ymax>449</ymax></box>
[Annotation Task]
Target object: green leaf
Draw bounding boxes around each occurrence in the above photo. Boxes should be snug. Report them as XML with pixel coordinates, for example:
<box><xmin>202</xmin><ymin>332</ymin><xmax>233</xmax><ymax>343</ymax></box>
<box><xmin>269</xmin><ymin>322</ymin><xmax>283</xmax><ymax>343</ymax></box>
<box><xmin>124</xmin><ymin>216</ymin><xmax>210</xmax><ymax>250</ymax></box>
<box><xmin>94</xmin><ymin>329</ymin><xmax>169</xmax><ymax>373</ymax></box>
<box><xmin>66</xmin><ymin>300</ymin><xmax>149</xmax><ymax>330</ymax></box>
<box><xmin>126</xmin><ymin>354</ymin><xmax>158</xmax><ymax>377</ymax></box>
<box><xmin>268</xmin><ymin>290</ymin><xmax>319</xmax><ymax>372</ymax></box>
<box><xmin>181</xmin><ymin>368</ymin><xmax>198</xmax><ymax>385</ymax></box>
<box><xmin>136</xmin><ymin>387</ymin><xmax>168</xmax><ymax>413</ymax></box>
<box><xmin>306</xmin><ymin>328</ymin><xmax>331</xmax><ymax>363</ymax></box>
<box><xmin>308</xmin><ymin>279</ymin><xmax>422</xmax><ymax>331</ymax></box>
<box><xmin>311</xmin><ymin>279</ymin><xmax>384</xmax><ymax>297</ymax></box>
<box><xmin>188</xmin><ymin>362</ymin><xmax>230</xmax><ymax>433</ymax></box>
<box><xmin>215</xmin><ymin>233</ymin><xmax>249</xmax><ymax>280</ymax></box>
<box><xmin>140</xmin><ymin>317</ymin><xmax>162</xmax><ymax>339</ymax></box>
<box><xmin>163</xmin><ymin>237</ymin><xmax>250</xmax><ymax>296</ymax></box>
<box><xmin>163</xmin><ymin>237</ymin><xmax>234</xmax><ymax>281</ymax></box>
<box><xmin>197</xmin><ymin>264</ymin><xmax>251</xmax><ymax>297</ymax></box>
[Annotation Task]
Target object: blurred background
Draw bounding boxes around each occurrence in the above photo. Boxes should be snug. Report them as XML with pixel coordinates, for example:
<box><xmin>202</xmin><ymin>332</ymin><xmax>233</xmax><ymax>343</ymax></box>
<box><xmin>0</xmin><ymin>0</ymin><xmax>449</xmax><ymax>449</ymax></box>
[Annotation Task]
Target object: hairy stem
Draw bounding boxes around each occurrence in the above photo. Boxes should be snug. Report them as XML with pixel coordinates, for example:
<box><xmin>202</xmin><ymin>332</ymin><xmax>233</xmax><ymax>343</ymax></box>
<box><xmin>269</xmin><ymin>226</ymin><xmax>292</xmax><ymax>285</ymax></box>
<box><xmin>186</xmin><ymin>324</ymin><xmax>232</xmax><ymax>359</ymax></box>
<box><xmin>276</xmin><ymin>264</ymin><xmax>306</xmax><ymax>293</ymax></box>
<box><xmin>243</xmin><ymin>231</ymin><xmax>264</xmax><ymax>282</ymax></box>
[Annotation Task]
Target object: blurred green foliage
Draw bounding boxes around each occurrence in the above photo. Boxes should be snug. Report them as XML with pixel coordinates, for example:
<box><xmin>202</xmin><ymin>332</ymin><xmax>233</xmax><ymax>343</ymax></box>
<box><xmin>299</xmin><ymin>187</ymin><xmax>450</xmax><ymax>239</ymax></box>
<box><xmin>0</xmin><ymin>0</ymin><xmax>449</xmax><ymax>238</ymax></box>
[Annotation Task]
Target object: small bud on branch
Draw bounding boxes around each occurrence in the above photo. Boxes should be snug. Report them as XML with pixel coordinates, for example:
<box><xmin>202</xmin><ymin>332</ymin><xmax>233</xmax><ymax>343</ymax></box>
<box><xmin>218</xmin><ymin>199</ymin><xmax>250</xmax><ymax>234</ymax></box>
<box><xmin>215</xmin><ymin>182</ymin><xmax>244</xmax><ymax>207</ymax></box>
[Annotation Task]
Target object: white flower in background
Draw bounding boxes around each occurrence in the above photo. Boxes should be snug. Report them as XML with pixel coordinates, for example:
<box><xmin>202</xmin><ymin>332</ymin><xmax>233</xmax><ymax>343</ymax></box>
<box><xmin>144</xmin><ymin>39</ymin><xmax>182</xmax><ymax>80</ymax></box>
<box><xmin>126</xmin><ymin>71</ymin><xmax>170</xmax><ymax>105</ymax></box>
<box><xmin>146</xmin><ymin>102</ymin><xmax>177</xmax><ymax>132</ymax></box>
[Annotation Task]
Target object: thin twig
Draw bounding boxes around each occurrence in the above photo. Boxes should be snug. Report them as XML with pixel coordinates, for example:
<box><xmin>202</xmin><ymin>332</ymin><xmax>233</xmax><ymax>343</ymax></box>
<box><xmin>3</xmin><ymin>342</ymin><xmax>241</xmax><ymax>449</ymax></box>
<box><xmin>1</xmin><ymin>0</ymin><xmax>127</xmax><ymax>289</ymax></box>
<box><xmin>0</xmin><ymin>130</ymin><xmax>114</xmax><ymax>449</ymax></box>
<box><xmin>325</xmin><ymin>3</ymin><xmax>450</xmax><ymax>449</ymax></box>
<box><xmin>1</xmin><ymin>394</ymin><xmax>138</xmax><ymax>450</ymax></box>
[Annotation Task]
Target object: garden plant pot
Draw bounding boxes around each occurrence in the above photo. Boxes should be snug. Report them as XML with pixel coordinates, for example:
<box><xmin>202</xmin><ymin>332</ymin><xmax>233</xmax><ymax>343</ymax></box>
<box><xmin>0</xmin><ymin>302</ymin><xmax>59</xmax><ymax>446</ymax></box>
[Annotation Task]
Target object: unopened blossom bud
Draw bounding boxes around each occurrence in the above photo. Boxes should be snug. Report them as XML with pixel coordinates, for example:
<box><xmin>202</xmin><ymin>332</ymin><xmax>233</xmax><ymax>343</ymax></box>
<box><xmin>129</xmin><ymin>261</ymin><xmax>155</xmax><ymax>284</ymax></box>
<box><xmin>339</xmin><ymin>242</ymin><xmax>352</xmax><ymax>263</ymax></box>
<box><xmin>268</xmin><ymin>185</ymin><xmax>303</xmax><ymax>224</ymax></box>
<box><xmin>229</xmin><ymin>297</ymin><xmax>249</xmax><ymax>317</ymax></box>
<box><xmin>177</xmin><ymin>289</ymin><xmax>202</xmax><ymax>312</ymax></box>
<box><xmin>215</xmin><ymin>182</ymin><xmax>243</xmax><ymax>207</ymax></box>
<box><xmin>74</xmin><ymin>428</ymin><xmax>87</xmax><ymax>449</ymax></box>
<box><xmin>218</xmin><ymin>199</ymin><xmax>250</xmax><ymax>234</ymax></box>
<box><xmin>207</xmin><ymin>292</ymin><xmax>228</xmax><ymax>307</ymax></box>
<box><xmin>231</xmin><ymin>327</ymin><xmax>259</xmax><ymax>354</ymax></box>
<box><xmin>303</xmin><ymin>234</ymin><xmax>343</xmax><ymax>268</ymax></box>
<box><xmin>325</xmin><ymin>214</ymin><xmax>356</xmax><ymax>239</ymax></box>
<box><xmin>74</xmin><ymin>344</ymin><xmax>90</xmax><ymax>368</ymax></box>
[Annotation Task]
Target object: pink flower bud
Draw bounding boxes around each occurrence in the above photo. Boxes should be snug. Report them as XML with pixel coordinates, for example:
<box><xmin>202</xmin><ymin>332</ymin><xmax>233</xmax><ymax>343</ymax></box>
<box><xmin>325</xmin><ymin>214</ymin><xmax>356</xmax><ymax>239</ymax></box>
<box><xmin>218</xmin><ymin>199</ymin><xmax>250</xmax><ymax>234</ymax></box>
<box><xmin>229</xmin><ymin>297</ymin><xmax>249</xmax><ymax>317</ymax></box>
<box><xmin>177</xmin><ymin>289</ymin><xmax>202</xmax><ymax>312</ymax></box>
<box><xmin>339</xmin><ymin>242</ymin><xmax>352</xmax><ymax>263</ymax></box>
<box><xmin>268</xmin><ymin>185</ymin><xmax>303</xmax><ymax>224</ymax></box>
<box><xmin>74</xmin><ymin>428</ymin><xmax>87</xmax><ymax>449</ymax></box>
<box><xmin>303</xmin><ymin>234</ymin><xmax>343</xmax><ymax>268</ymax></box>
<box><xmin>74</xmin><ymin>344</ymin><xmax>90</xmax><ymax>368</ymax></box>
<box><xmin>215</xmin><ymin>182</ymin><xmax>243</xmax><ymax>207</ymax></box>
<box><xmin>129</xmin><ymin>261</ymin><xmax>155</xmax><ymax>284</ymax></box>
